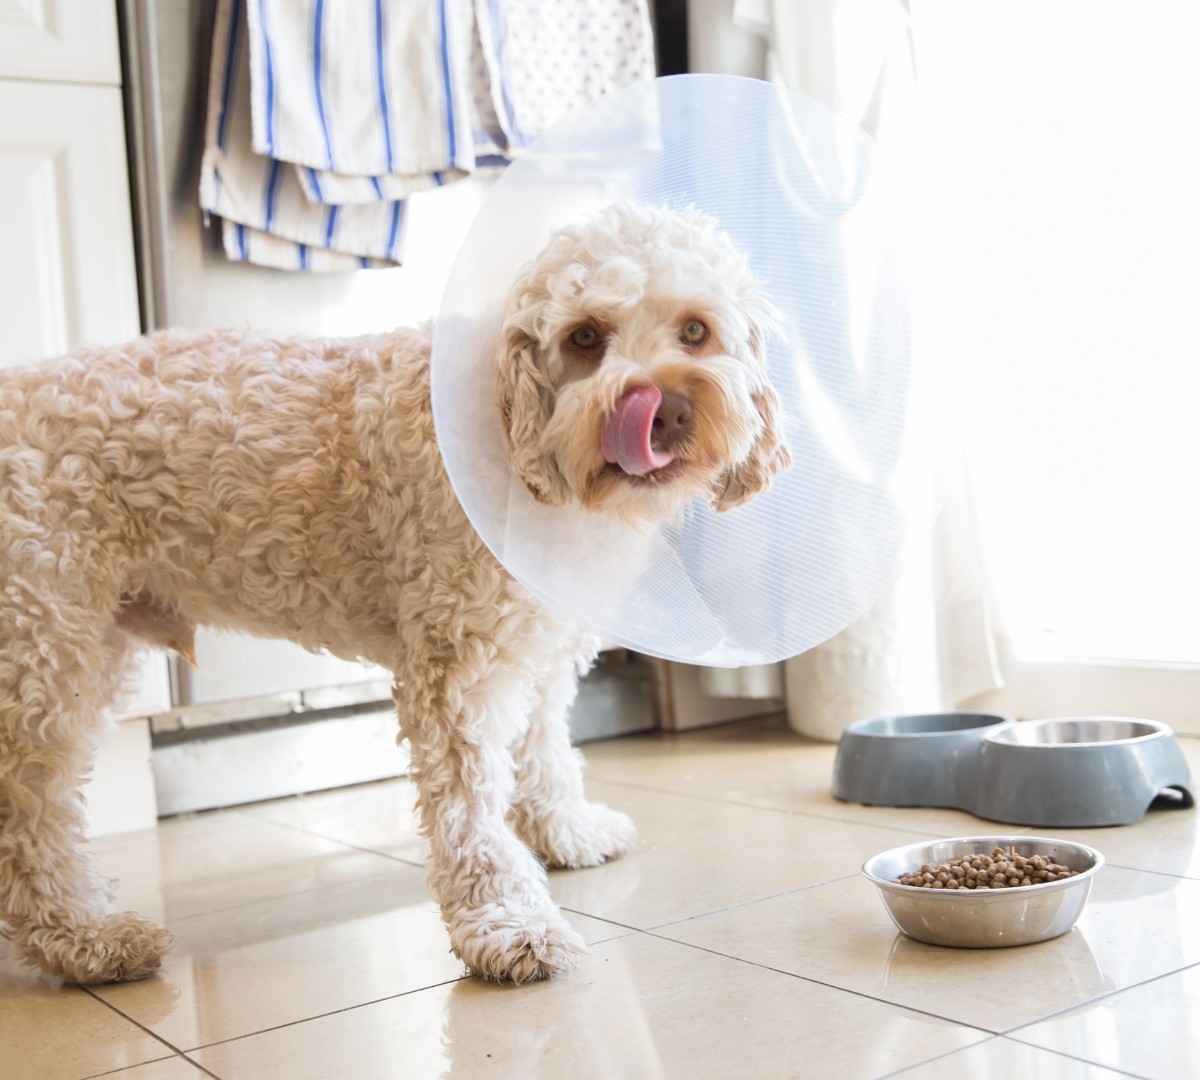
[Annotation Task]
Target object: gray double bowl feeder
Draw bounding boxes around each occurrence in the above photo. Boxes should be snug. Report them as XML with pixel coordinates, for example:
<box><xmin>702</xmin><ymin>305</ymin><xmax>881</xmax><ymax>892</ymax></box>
<box><xmin>833</xmin><ymin>713</ymin><xmax>1194</xmax><ymax>828</ymax></box>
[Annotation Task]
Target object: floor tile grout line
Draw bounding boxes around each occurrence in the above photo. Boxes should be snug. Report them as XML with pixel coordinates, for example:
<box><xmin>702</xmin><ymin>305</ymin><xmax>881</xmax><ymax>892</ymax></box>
<box><xmin>191</xmin><ymin>797</ymin><xmax>431</xmax><ymax>868</ymax></box>
<box><xmin>583</xmin><ymin>771</ymin><xmax>1011</xmax><ymax>839</ymax></box>
<box><xmin>557</xmin><ymin>870</ymin><xmax>879</xmax><ymax>944</ymax></box>
<box><xmin>118</xmin><ymin>806</ymin><xmax>268</xmax><ymax>843</ymax></box>
<box><xmin>177</xmin><ymin>974</ymin><xmax>473</xmax><ymax>1056</ymax></box>
<box><xmin>873</xmin><ymin>1036</ymin><xmax>1007</xmax><ymax>1080</ymax></box>
<box><xmin>79</xmin><ymin>987</ymin><xmax>223</xmax><ymax>1079</ymax></box>
<box><xmin>229</xmin><ymin>810</ymin><xmax>431</xmax><ymax>871</ymax></box>
<box><xmin>1093</xmin><ymin>861</ymin><xmax>1200</xmax><ymax>886</ymax></box>
<box><xmin>633</xmin><ymin>928</ymin><xmax>1006</xmax><ymax>1038</ymax></box>
<box><xmin>994</xmin><ymin>1036</ymin><xmax>1152</xmax><ymax>1080</ymax></box>
<box><xmin>148</xmin><ymin>859</ymin><xmax>432</xmax><ymax>933</ymax></box>
<box><xmin>556</xmin><ymin>908</ymin><xmax>649</xmax><ymax>941</ymax></box>
<box><xmin>1002</xmin><ymin>1041</ymin><xmax>1151</xmax><ymax>1080</ymax></box>
<box><xmin>873</xmin><ymin>1035</ymin><xmax>1151</xmax><ymax>1080</ymax></box>
<box><xmin>631</xmin><ymin>874</ymin><xmax>863</xmax><ymax>933</ymax></box>
<box><xmin>84</xmin><ymin>1054</ymin><xmax>221</xmax><ymax>1080</ymax></box>
<box><xmin>999</xmin><ymin>957</ymin><xmax>1200</xmax><ymax>1044</ymax></box>
<box><xmin>873</xmin><ymin>1037</ymin><xmax>1010</xmax><ymax>1080</ymax></box>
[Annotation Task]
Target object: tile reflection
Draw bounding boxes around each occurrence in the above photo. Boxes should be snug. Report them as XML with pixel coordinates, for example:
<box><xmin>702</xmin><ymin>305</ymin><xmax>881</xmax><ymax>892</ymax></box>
<box><xmin>1011</xmin><ymin>964</ymin><xmax>1200</xmax><ymax>1080</ymax></box>
<box><xmin>192</xmin><ymin>934</ymin><xmax>986</xmax><ymax>1080</ymax></box>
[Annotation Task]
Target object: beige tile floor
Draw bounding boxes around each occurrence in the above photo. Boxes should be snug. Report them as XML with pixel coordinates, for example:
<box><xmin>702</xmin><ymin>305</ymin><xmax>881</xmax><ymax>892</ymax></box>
<box><xmin>3</xmin><ymin>715</ymin><xmax>1199</xmax><ymax>1079</ymax></box>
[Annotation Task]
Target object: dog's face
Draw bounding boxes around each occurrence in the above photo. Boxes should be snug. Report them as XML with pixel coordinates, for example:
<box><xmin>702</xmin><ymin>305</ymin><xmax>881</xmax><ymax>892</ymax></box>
<box><xmin>497</xmin><ymin>204</ymin><xmax>791</xmax><ymax>526</ymax></box>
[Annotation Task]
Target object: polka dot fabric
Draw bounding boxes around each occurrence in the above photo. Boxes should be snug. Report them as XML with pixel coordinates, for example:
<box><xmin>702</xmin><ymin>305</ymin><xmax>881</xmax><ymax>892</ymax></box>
<box><xmin>476</xmin><ymin>0</ymin><xmax>655</xmax><ymax>150</ymax></box>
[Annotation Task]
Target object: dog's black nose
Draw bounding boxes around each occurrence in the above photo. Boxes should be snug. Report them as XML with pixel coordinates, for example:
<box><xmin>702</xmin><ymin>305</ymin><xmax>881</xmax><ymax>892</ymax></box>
<box><xmin>652</xmin><ymin>391</ymin><xmax>693</xmax><ymax>449</ymax></box>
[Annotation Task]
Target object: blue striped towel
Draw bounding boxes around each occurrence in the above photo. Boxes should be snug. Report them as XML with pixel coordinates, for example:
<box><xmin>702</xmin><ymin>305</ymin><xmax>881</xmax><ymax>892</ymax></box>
<box><xmin>201</xmin><ymin>0</ymin><xmax>655</xmax><ymax>271</ymax></box>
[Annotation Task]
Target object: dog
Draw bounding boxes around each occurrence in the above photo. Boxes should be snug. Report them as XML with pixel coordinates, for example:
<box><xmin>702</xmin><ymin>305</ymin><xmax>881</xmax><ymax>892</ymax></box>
<box><xmin>0</xmin><ymin>202</ymin><xmax>790</xmax><ymax>985</ymax></box>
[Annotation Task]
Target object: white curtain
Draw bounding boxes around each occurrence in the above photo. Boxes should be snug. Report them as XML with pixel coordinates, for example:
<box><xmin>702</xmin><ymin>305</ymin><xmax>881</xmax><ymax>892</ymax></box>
<box><xmin>690</xmin><ymin>0</ymin><xmax>1005</xmax><ymax>738</ymax></box>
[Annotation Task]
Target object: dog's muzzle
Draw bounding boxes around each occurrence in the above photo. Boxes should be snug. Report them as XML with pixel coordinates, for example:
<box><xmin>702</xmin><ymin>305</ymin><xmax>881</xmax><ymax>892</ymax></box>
<box><xmin>601</xmin><ymin>385</ymin><xmax>691</xmax><ymax>476</ymax></box>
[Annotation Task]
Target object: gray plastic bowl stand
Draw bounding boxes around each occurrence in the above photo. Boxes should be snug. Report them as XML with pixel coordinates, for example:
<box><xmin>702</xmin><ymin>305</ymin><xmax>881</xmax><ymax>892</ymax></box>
<box><xmin>833</xmin><ymin>713</ymin><xmax>1194</xmax><ymax>828</ymax></box>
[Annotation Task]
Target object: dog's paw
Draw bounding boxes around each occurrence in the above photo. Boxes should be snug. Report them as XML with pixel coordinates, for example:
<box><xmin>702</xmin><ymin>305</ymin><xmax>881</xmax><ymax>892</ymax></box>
<box><xmin>450</xmin><ymin>904</ymin><xmax>588</xmax><ymax>983</ymax></box>
<box><xmin>524</xmin><ymin>801</ymin><xmax>637</xmax><ymax>870</ymax></box>
<box><xmin>20</xmin><ymin>913</ymin><xmax>173</xmax><ymax>985</ymax></box>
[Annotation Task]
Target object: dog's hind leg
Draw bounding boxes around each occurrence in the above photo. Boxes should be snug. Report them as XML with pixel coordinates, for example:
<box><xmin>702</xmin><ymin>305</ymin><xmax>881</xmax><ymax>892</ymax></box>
<box><xmin>395</xmin><ymin>647</ymin><xmax>588</xmax><ymax>983</ymax></box>
<box><xmin>0</xmin><ymin>590</ymin><xmax>172</xmax><ymax>984</ymax></box>
<box><xmin>508</xmin><ymin>652</ymin><xmax>637</xmax><ymax>870</ymax></box>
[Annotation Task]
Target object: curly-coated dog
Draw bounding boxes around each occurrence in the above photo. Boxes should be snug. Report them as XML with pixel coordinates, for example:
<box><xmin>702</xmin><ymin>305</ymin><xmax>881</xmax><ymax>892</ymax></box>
<box><xmin>0</xmin><ymin>203</ymin><xmax>790</xmax><ymax>985</ymax></box>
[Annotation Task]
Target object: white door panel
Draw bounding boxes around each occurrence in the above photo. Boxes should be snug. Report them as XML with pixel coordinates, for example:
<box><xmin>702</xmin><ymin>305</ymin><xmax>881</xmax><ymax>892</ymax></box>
<box><xmin>0</xmin><ymin>79</ymin><xmax>139</xmax><ymax>367</ymax></box>
<box><xmin>0</xmin><ymin>0</ymin><xmax>121</xmax><ymax>84</ymax></box>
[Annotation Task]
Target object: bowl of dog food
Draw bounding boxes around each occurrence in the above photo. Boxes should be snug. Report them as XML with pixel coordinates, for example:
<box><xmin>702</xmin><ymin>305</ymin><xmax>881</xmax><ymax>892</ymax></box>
<box><xmin>862</xmin><ymin>835</ymin><xmax>1104</xmax><ymax>948</ymax></box>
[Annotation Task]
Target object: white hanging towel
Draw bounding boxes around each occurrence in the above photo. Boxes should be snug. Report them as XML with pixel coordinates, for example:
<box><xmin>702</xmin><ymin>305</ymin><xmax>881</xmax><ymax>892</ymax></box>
<box><xmin>201</xmin><ymin>0</ymin><xmax>655</xmax><ymax>270</ymax></box>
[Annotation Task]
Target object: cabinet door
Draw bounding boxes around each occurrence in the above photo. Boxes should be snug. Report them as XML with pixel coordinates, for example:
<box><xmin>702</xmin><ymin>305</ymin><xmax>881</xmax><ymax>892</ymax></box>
<box><xmin>0</xmin><ymin>0</ymin><xmax>120</xmax><ymax>84</ymax></box>
<box><xmin>0</xmin><ymin>79</ymin><xmax>139</xmax><ymax>368</ymax></box>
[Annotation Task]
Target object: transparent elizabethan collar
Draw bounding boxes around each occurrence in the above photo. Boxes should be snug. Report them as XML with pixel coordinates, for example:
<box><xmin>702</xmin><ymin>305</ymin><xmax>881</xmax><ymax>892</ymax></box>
<box><xmin>432</xmin><ymin>74</ymin><xmax>949</xmax><ymax>666</ymax></box>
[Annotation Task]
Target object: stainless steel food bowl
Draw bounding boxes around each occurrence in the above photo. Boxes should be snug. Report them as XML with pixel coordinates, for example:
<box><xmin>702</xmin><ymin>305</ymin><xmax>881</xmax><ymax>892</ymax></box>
<box><xmin>862</xmin><ymin>835</ymin><xmax>1104</xmax><ymax>948</ymax></box>
<box><xmin>977</xmin><ymin>717</ymin><xmax>1195</xmax><ymax>827</ymax></box>
<box><xmin>832</xmin><ymin>712</ymin><xmax>1011</xmax><ymax>809</ymax></box>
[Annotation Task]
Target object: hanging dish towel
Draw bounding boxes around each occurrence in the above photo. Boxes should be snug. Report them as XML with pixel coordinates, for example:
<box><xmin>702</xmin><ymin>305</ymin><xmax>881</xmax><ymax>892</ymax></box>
<box><xmin>200</xmin><ymin>0</ymin><xmax>411</xmax><ymax>269</ymax></box>
<box><xmin>201</xmin><ymin>0</ymin><xmax>655</xmax><ymax>271</ymax></box>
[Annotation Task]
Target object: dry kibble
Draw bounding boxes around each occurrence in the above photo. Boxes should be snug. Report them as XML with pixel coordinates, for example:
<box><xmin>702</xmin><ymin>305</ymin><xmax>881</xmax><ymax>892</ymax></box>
<box><xmin>892</xmin><ymin>846</ymin><xmax>1081</xmax><ymax>890</ymax></box>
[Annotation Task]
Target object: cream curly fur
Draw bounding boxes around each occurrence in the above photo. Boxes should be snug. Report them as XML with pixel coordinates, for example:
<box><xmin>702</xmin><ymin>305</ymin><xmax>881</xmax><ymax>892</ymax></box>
<box><xmin>0</xmin><ymin>203</ymin><xmax>788</xmax><ymax>986</ymax></box>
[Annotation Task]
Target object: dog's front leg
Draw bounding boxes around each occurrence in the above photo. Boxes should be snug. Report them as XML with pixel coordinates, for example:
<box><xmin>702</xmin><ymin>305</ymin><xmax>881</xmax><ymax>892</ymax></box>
<box><xmin>393</xmin><ymin>657</ymin><xmax>587</xmax><ymax>983</ymax></box>
<box><xmin>0</xmin><ymin>619</ymin><xmax>172</xmax><ymax>984</ymax></box>
<box><xmin>509</xmin><ymin>654</ymin><xmax>637</xmax><ymax>869</ymax></box>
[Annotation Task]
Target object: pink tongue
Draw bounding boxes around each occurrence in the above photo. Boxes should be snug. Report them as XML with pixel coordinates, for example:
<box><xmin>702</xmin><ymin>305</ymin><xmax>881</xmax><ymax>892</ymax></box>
<box><xmin>601</xmin><ymin>386</ymin><xmax>675</xmax><ymax>476</ymax></box>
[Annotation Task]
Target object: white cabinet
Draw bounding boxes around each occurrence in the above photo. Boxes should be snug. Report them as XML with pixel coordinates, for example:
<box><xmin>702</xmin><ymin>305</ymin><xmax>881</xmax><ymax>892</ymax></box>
<box><xmin>0</xmin><ymin>79</ymin><xmax>140</xmax><ymax>365</ymax></box>
<box><xmin>0</xmin><ymin>0</ymin><xmax>121</xmax><ymax>84</ymax></box>
<box><xmin>0</xmin><ymin>0</ymin><xmax>137</xmax><ymax>369</ymax></box>
<box><xmin>1</xmin><ymin>2</ymin><xmax>167</xmax><ymax>834</ymax></box>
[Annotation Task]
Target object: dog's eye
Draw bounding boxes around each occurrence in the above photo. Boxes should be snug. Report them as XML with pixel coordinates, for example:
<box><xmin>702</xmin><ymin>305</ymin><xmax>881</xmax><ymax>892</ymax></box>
<box><xmin>569</xmin><ymin>326</ymin><xmax>603</xmax><ymax>350</ymax></box>
<box><xmin>681</xmin><ymin>319</ymin><xmax>709</xmax><ymax>347</ymax></box>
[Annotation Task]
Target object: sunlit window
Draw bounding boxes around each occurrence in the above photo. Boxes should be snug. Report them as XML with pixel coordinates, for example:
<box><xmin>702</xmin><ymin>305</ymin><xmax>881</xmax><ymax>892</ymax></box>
<box><xmin>912</xmin><ymin>1</ymin><xmax>1200</xmax><ymax>664</ymax></box>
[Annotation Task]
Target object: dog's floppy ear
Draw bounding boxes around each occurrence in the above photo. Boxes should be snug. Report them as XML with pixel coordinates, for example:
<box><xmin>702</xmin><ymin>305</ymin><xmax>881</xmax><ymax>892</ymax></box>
<box><xmin>496</xmin><ymin>326</ymin><xmax>571</xmax><ymax>506</ymax></box>
<box><xmin>710</xmin><ymin>319</ymin><xmax>792</xmax><ymax>513</ymax></box>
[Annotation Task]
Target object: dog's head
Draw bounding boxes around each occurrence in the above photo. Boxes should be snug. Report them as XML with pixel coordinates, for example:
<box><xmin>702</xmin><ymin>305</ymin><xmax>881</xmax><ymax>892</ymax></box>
<box><xmin>496</xmin><ymin>204</ymin><xmax>791</xmax><ymax>526</ymax></box>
